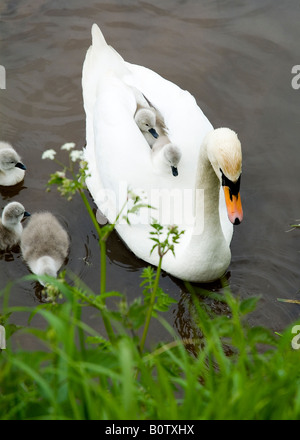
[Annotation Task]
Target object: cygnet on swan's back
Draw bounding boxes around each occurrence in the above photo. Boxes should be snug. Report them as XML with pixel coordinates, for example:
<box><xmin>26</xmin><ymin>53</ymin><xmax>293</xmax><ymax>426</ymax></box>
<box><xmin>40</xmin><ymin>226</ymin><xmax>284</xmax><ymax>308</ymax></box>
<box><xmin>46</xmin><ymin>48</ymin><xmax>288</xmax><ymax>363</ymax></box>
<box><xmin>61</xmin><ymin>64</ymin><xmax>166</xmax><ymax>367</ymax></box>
<box><xmin>0</xmin><ymin>201</ymin><xmax>30</xmax><ymax>250</ymax></box>
<box><xmin>133</xmin><ymin>88</ymin><xmax>168</xmax><ymax>145</ymax></box>
<box><xmin>134</xmin><ymin>107</ymin><xmax>159</xmax><ymax>147</ymax></box>
<box><xmin>21</xmin><ymin>212</ymin><xmax>70</xmax><ymax>283</ymax></box>
<box><xmin>133</xmin><ymin>97</ymin><xmax>181</xmax><ymax>176</ymax></box>
<box><xmin>0</xmin><ymin>141</ymin><xmax>27</xmax><ymax>186</ymax></box>
<box><xmin>151</xmin><ymin>135</ymin><xmax>182</xmax><ymax>177</ymax></box>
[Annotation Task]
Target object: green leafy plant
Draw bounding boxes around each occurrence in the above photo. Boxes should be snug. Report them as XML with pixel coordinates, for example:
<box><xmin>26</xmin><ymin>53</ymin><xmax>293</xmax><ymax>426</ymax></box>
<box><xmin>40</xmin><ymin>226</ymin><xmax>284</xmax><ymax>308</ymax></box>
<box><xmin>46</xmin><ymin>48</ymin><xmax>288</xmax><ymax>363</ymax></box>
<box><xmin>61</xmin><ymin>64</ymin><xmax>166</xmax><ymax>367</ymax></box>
<box><xmin>139</xmin><ymin>222</ymin><xmax>184</xmax><ymax>352</ymax></box>
<box><xmin>1</xmin><ymin>143</ymin><xmax>300</xmax><ymax>420</ymax></box>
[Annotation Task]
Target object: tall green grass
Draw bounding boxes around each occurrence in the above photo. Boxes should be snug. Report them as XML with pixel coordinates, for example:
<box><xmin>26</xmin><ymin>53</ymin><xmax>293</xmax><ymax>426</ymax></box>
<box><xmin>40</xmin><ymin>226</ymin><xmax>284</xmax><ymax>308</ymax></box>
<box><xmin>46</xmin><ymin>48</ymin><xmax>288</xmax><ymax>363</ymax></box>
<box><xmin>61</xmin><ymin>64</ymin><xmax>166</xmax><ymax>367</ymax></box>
<box><xmin>1</xmin><ymin>145</ymin><xmax>300</xmax><ymax>420</ymax></box>
<box><xmin>1</xmin><ymin>280</ymin><xmax>300</xmax><ymax>420</ymax></box>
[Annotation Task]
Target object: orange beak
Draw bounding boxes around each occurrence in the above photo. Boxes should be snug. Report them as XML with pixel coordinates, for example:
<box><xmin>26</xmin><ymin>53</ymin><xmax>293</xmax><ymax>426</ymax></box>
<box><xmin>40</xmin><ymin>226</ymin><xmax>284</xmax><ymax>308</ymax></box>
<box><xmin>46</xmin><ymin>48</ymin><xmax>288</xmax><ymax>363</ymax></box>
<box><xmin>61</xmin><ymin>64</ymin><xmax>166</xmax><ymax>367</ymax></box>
<box><xmin>223</xmin><ymin>186</ymin><xmax>243</xmax><ymax>225</ymax></box>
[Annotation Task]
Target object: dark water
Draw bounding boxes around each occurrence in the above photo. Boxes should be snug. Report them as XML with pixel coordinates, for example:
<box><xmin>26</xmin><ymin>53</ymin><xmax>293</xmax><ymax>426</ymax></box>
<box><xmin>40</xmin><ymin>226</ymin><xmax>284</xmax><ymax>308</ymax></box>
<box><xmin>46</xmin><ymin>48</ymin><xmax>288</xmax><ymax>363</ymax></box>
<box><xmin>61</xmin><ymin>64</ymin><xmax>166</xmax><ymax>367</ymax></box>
<box><xmin>1</xmin><ymin>0</ymin><xmax>299</xmax><ymax>348</ymax></box>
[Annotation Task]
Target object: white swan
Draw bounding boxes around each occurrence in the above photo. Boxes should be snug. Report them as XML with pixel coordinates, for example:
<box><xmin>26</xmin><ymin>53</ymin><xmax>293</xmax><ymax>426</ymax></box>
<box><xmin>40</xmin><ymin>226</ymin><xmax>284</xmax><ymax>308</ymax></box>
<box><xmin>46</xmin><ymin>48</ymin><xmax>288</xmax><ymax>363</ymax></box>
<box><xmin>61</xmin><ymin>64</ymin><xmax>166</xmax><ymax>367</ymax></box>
<box><xmin>21</xmin><ymin>212</ymin><xmax>69</xmax><ymax>285</ymax></box>
<box><xmin>0</xmin><ymin>141</ymin><xmax>26</xmax><ymax>186</ymax></box>
<box><xmin>0</xmin><ymin>202</ymin><xmax>30</xmax><ymax>250</ymax></box>
<box><xmin>82</xmin><ymin>24</ymin><xmax>243</xmax><ymax>283</ymax></box>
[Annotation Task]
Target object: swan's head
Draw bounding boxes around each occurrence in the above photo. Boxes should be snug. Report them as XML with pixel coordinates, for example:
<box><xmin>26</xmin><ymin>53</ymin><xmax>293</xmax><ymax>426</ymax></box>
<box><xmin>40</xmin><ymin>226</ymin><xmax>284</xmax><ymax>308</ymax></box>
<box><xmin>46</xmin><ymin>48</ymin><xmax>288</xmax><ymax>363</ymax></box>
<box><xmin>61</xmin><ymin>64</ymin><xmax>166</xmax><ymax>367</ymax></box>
<box><xmin>0</xmin><ymin>148</ymin><xmax>27</xmax><ymax>173</ymax></box>
<box><xmin>134</xmin><ymin>108</ymin><xmax>159</xmax><ymax>139</ymax></box>
<box><xmin>206</xmin><ymin>128</ymin><xmax>243</xmax><ymax>225</ymax></box>
<box><xmin>163</xmin><ymin>144</ymin><xmax>182</xmax><ymax>177</ymax></box>
<box><xmin>2</xmin><ymin>202</ymin><xmax>31</xmax><ymax>228</ymax></box>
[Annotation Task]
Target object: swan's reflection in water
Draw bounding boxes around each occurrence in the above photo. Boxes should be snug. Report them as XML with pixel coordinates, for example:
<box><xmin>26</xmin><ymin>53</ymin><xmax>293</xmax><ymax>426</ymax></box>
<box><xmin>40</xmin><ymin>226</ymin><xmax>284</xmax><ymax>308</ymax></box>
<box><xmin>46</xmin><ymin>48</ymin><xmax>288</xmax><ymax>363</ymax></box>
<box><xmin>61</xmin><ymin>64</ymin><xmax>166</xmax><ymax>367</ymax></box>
<box><xmin>0</xmin><ymin>182</ymin><xmax>27</xmax><ymax>200</ymax></box>
<box><xmin>0</xmin><ymin>244</ymin><xmax>21</xmax><ymax>262</ymax></box>
<box><xmin>171</xmin><ymin>275</ymin><xmax>232</xmax><ymax>355</ymax></box>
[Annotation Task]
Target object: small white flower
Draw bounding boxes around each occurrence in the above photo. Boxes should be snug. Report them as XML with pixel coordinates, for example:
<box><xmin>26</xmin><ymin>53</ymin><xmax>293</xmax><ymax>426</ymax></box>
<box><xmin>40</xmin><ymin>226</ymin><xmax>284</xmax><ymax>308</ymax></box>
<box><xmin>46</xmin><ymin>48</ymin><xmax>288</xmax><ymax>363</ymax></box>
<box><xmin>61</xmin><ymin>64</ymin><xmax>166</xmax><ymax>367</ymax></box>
<box><xmin>70</xmin><ymin>150</ymin><xmax>84</xmax><ymax>162</ymax></box>
<box><xmin>56</xmin><ymin>171</ymin><xmax>66</xmax><ymax>178</ymax></box>
<box><xmin>61</xmin><ymin>142</ymin><xmax>75</xmax><ymax>151</ymax></box>
<box><xmin>42</xmin><ymin>149</ymin><xmax>57</xmax><ymax>160</ymax></box>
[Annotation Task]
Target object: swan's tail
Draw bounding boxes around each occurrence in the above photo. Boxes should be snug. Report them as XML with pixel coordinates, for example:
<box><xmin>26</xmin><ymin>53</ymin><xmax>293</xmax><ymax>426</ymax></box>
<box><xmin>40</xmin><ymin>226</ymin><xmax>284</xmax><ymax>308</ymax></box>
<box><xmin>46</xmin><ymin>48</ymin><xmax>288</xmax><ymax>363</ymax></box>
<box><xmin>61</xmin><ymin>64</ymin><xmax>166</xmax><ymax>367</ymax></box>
<box><xmin>82</xmin><ymin>24</ymin><xmax>132</xmax><ymax>205</ymax></box>
<box><xmin>91</xmin><ymin>23</ymin><xmax>130</xmax><ymax>73</ymax></box>
<box><xmin>91</xmin><ymin>23</ymin><xmax>108</xmax><ymax>49</ymax></box>
<box><xmin>82</xmin><ymin>24</ymin><xmax>106</xmax><ymax>116</ymax></box>
<box><xmin>82</xmin><ymin>24</ymin><xmax>130</xmax><ymax>115</ymax></box>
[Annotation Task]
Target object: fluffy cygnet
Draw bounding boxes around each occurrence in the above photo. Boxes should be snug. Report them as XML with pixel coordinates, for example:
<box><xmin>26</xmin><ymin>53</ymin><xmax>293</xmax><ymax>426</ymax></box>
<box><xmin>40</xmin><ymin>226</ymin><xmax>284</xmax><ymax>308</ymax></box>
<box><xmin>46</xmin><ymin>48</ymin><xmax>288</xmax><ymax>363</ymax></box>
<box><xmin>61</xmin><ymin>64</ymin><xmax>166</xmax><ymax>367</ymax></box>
<box><xmin>132</xmin><ymin>85</ymin><xmax>170</xmax><ymax>147</ymax></box>
<box><xmin>0</xmin><ymin>141</ymin><xmax>27</xmax><ymax>186</ymax></box>
<box><xmin>151</xmin><ymin>135</ymin><xmax>182</xmax><ymax>177</ymax></box>
<box><xmin>21</xmin><ymin>212</ymin><xmax>69</xmax><ymax>285</ymax></box>
<box><xmin>134</xmin><ymin>107</ymin><xmax>159</xmax><ymax>147</ymax></box>
<box><xmin>132</xmin><ymin>92</ymin><xmax>181</xmax><ymax>176</ymax></box>
<box><xmin>0</xmin><ymin>202</ymin><xmax>30</xmax><ymax>250</ymax></box>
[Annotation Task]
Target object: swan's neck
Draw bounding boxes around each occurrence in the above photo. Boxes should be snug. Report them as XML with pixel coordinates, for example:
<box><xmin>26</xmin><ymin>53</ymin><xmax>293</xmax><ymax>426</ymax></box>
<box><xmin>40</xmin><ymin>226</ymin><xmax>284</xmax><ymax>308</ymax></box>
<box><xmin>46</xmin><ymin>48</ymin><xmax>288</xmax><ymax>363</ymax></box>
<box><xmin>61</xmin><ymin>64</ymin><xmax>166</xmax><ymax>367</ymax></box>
<box><xmin>164</xmin><ymin>141</ymin><xmax>230</xmax><ymax>282</ymax></box>
<box><xmin>194</xmin><ymin>143</ymin><xmax>222</xmax><ymax>235</ymax></box>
